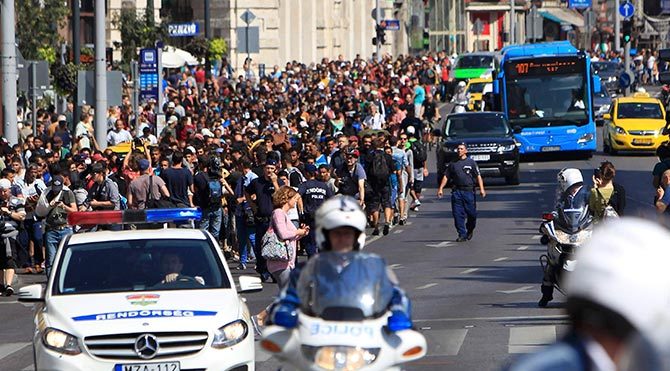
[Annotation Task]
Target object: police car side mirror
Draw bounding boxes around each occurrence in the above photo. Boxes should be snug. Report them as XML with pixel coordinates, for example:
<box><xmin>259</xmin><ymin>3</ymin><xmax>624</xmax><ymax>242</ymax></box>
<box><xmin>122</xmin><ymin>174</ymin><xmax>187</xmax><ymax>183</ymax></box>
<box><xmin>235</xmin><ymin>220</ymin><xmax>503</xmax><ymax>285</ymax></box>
<box><xmin>432</xmin><ymin>129</ymin><xmax>442</xmax><ymax>137</ymax></box>
<box><xmin>18</xmin><ymin>284</ymin><xmax>45</xmax><ymax>302</ymax></box>
<box><xmin>513</xmin><ymin>126</ymin><xmax>522</xmax><ymax>134</ymax></box>
<box><xmin>238</xmin><ymin>275</ymin><xmax>263</xmax><ymax>293</ymax></box>
<box><xmin>603</xmin><ymin>113</ymin><xmax>611</xmax><ymax>121</ymax></box>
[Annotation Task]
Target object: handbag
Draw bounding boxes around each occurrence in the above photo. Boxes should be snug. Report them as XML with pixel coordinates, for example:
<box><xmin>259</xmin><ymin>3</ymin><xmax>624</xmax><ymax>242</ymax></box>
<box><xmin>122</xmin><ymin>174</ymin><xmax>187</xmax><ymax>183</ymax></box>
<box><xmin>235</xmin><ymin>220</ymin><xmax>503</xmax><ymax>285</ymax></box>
<box><xmin>145</xmin><ymin>175</ymin><xmax>176</xmax><ymax>209</ymax></box>
<box><xmin>261</xmin><ymin>225</ymin><xmax>291</xmax><ymax>262</ymax></box>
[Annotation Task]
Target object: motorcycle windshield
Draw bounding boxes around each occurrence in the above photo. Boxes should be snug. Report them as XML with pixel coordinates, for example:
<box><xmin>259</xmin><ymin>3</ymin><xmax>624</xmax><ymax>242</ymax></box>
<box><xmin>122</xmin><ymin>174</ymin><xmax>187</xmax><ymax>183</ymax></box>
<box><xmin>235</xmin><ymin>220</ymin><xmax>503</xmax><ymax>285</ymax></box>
<box><xmin>297</xmin><ymin>252</ymin><xmax>394</xmax><ymax>320</ymax></box>
<box><xmin>555</xmin><ymin>187</ymin><xmax>592</xmax><ymax>233</ymax></box>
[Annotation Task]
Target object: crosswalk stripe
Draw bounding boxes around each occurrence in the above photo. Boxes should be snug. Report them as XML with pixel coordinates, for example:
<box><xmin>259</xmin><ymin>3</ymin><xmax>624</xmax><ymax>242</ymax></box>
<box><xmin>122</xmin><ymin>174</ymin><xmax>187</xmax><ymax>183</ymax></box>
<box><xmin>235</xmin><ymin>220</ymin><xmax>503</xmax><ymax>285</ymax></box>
<box><xmin>508</xmin><ymin>326</ymin><xmax>556</xmax><ymax>354</ymax></box>
<box><xmin>0</xmin><ymin>342</ymin><xmax>30</xmax><ymax>361</ymax></box>
<box><xmin>423</xmin><ymin>329</ymin><xmax>468</xmax><ymax>356</ymax></box>
<box><xmin>22</xmin><ymin>365</ymin><xmax>34</xmax><ymax>371</ymax></box>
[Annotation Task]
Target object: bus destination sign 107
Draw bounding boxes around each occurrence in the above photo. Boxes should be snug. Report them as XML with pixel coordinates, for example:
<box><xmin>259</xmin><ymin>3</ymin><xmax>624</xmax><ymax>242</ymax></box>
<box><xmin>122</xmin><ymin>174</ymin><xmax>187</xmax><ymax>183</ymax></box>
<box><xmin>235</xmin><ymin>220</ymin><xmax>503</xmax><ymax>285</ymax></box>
<box><xmin>505</xmin><ymin>58</ymin><xmax>583</xmax><ymax>78</ymax></box>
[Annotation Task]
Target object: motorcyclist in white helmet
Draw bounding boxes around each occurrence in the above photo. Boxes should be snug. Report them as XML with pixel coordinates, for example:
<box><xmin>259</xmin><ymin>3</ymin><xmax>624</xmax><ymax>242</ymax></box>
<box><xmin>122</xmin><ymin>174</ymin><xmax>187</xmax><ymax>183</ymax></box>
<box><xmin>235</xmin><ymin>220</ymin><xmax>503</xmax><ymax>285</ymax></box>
<box><xmin>268</xmin><ymin>195</ymin><xmax>412</xmax><ymax>329</ymax></box>
<box><xmin>507</xmin><ymin>218</ymin><xmax>670</xmax><ymax>371</ymax></box>
<box><xmin>539</xmin><ymin>168</ymin><xmax>589</xmax><ymax>307</ymax></box>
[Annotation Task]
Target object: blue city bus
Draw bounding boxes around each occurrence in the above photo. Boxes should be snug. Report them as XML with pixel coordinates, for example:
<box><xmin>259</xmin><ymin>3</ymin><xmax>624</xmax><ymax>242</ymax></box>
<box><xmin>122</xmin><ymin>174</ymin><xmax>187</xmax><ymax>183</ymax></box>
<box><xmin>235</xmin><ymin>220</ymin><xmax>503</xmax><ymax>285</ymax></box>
<box><xmin>495</xmin><ymin>41</ymin><xmax>601</xmax><ymax>155</ymax></box>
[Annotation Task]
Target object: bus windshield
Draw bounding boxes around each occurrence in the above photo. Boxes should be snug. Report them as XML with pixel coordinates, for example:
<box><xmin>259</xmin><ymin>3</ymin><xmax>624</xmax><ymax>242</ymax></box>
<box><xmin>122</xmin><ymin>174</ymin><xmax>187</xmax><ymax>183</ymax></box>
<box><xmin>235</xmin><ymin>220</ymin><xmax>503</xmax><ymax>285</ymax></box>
<box><xmin>505</xmin><ymin>73</ymin><xmax>589</xmax><ymax>127</ymax></box>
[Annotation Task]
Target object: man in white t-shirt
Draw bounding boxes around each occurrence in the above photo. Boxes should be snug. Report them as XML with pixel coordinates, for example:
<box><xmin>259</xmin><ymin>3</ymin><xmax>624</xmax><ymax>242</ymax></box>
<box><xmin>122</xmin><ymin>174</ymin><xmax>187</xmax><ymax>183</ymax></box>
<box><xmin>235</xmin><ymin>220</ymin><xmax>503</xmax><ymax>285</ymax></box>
<box><xmin>106</xmin><ymin>120</ymin><xmax>133</xmax><ymax>146</ymax></box>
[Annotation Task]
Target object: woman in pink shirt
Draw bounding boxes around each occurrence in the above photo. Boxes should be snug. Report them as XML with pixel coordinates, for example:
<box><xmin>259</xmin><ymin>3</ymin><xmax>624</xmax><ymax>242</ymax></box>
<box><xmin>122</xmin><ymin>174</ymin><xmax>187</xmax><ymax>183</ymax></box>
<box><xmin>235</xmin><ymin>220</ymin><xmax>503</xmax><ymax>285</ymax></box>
<box><xmin>267</xmin><ymin>186</ymin><xmax>309</xmax><ymax>287</ymax></box>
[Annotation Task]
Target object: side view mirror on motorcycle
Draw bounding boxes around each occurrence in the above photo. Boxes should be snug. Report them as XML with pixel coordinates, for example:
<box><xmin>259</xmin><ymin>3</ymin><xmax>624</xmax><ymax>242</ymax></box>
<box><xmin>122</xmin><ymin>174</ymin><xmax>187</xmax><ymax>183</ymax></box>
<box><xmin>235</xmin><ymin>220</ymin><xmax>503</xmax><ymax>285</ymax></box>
<box><xmin>540</xmin><ymin>235</ymin><xmax>549</xmax><ymax>245</ymax></box>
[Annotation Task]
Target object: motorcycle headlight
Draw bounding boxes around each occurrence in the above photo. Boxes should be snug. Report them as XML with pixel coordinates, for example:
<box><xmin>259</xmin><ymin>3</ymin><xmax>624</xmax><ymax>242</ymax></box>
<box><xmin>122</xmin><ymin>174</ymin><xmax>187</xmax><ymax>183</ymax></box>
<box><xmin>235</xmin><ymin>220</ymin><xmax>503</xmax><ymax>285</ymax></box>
<box><xmin>577</xmin><ymin>133</ymin><xmax>594</xmax><ymax>143</ymax></box>
<box><xmin>302</xmin><ymin>345</ymin><xmax>380</xmax><ymax>370</ymax></box>
<box><xmin>615</xmin><ymin>126</ymin><xmax>627</xmax><ymax>135</ymax></box>
<box><xmin>212</xmin><ymin>320</ymin><xmax>248</xmax><ymax>349</ymax></box>
<box><xmin>42</xmin><ymin>328</ymin><xmax>81</xmax><ymax>355</ymax></box>
<box><xmin>497</xmin><ymin>144</ymin><xmax>516</xmax><ymax>152</ymax></box>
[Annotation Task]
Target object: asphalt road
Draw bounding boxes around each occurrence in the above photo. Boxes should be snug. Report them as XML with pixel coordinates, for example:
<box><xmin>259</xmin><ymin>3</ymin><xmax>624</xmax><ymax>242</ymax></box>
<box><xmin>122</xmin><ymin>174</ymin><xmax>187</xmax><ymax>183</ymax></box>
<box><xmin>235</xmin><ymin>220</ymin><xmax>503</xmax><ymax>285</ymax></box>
<box><xmin>0</xmin><ymin>94</ymin><xmax>664</xmax><ymax>371</ymax></box>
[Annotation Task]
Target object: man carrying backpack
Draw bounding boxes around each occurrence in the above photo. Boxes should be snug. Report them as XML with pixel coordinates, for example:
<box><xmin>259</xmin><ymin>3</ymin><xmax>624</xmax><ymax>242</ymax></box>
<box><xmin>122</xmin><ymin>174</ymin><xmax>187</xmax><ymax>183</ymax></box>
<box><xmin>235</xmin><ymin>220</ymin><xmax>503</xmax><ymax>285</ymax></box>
<box><xmin>364</xmin><ymin>138</ymin><xmax>396</xmax><ymax>236</ymax></box>
<box><xmin>406</xmin><ymin>126</ymin><xmax>428</xmax><ymax>211</ymax></box>
<box><xmin>194</xmin><ymin>156</ymin><xmax>225</xmax><ymax>239</ymax></box>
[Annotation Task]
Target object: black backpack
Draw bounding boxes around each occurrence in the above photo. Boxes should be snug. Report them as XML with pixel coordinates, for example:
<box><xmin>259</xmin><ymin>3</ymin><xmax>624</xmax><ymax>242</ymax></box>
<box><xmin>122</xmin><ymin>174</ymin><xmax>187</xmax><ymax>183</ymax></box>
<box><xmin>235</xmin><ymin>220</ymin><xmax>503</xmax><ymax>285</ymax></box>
<box><xmin>411</xmin><ymin>141</ymin><xmax>427</xmax><ymax>167</ymax></box>
<box><xmin>338</xmin><ymin>167</ymin><xmax>359</xmax><ymax>196</ymax></box>
<box><xmin>370</xmin><ymin>151</ymin><xmax>390</xmax><ymax>180</ymax></box>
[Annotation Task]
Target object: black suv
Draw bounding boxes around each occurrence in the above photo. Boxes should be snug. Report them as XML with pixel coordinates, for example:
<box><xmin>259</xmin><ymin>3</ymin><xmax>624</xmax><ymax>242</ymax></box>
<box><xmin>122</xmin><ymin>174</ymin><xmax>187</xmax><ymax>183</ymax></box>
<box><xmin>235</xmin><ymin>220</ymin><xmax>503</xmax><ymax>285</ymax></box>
<box><xmin>434</xmin><ymin>112</ymin><xmax>520</xmax><ymax>185</ymax></box>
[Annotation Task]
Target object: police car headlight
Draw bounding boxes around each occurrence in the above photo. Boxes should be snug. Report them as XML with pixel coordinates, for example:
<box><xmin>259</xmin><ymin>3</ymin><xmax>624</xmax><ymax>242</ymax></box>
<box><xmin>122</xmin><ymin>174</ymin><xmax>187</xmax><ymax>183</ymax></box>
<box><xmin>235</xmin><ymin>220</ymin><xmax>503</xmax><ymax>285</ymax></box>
<box><xmin>302</xmin><ymin>345</ymin><xmax>379</xmax><ymax>370</ymax></box>
<box><xmin>212</xmin><ymin>319</ymin><xmax>248</xmax><ymax>349</ymax></box>
<box><xmin>497</xmin><ymin>144</ymin><xmax>516</xmax><ymax>152</ymax></box>
<box><xmin>42</xmin><ymin>328</ymin><xmax>81</xmax><ymax>355</ymax></box>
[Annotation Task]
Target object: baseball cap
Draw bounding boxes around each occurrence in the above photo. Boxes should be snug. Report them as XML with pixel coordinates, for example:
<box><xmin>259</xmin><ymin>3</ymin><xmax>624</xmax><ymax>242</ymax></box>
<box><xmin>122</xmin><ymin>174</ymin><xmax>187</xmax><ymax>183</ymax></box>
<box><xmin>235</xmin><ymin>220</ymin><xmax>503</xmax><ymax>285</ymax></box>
<box><xmin>50</xmin><ymin>175</ymin><xmax>64</xmax><ymax>193</ymax></box>
<box><xmin>0</xmin><ymin>178</ymin><xmax>11</xmax><ymax>190</ymax></box>
<box><xmin>347</xmin><ymin>149</ymin><xmax>360</xmax><ymax>158</ymax></box>
<box><xmin>266</xmin><ymin>158</ymin><xmax>278</xmax><ymax>166</ymax></box>
<box><xmin>138</xmin><ymin>159</ymin><xmax>150</xmax><ymax>171</ymax></box>
<box><xmin>167</xmin><ymin>102</ymin><xmax>176</xmax><ymax>108</ymax></box>
<box><xmin>91</xmin><ymin>162</ymin><xmax>106</xmax><ymax>174</ymax></box>
<box><xmin>91</xmin><ymin>153</ymin><xmax>106</xmax><ymax>162</ymax></box>
<box><xmin>168</xmin><ymin>116</ymin><xmax>179</xmax><ymax>124</ymax></box>
<box><xmin>305</xmin><ymin>164</ymin><xmax>318</xmax><ymax>173</ymax></box>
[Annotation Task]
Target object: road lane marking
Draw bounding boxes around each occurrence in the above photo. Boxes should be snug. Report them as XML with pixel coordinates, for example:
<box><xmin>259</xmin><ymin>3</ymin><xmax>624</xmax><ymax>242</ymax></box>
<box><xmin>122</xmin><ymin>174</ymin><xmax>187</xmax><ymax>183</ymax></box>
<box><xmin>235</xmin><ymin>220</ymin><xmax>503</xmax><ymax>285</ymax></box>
<box><xmin>528</xmin><ymin>163</ymin><xmax>535</xmax><ymax>166</ymax></box>
<box><xmin>460</xmin><ymin>268</ymin><xmax>479</xmax><ymax>274</ymax></box>
<box><xmin>423</xmin><ymin>329</ymin><xmax>468</xmax><ymax>356</ymax></box>
<box><xmin>531</xmin><ymin>235</ymin><xmax>541</xmax><ymax>240</ymax></box>
<box><xmin>497</xmin><ymin>285</ymin><xmax>535</xmax><ymax>294</ymax></box>
<box><xmin>406</xmin><ymin>221</ymin><xmax>413</xmax><ymax>225</ymax></box>
<box><xmin>393</xmin><ymin>229</ymin><xmax>403</xmax><ymax>234</ymax></box>
<box><xmin>494</xmin><ymin>257</ymin><xmax>509</xmax><ymax>262</ymax></box>
<box><xmin>22</xmin><ymin>366</ymin><xmax>33</xmax><ymax>371</ymax></box>
<box><xmin>508</xmin><ymin>326</ymin><xmax>556</xmax><ymax>354</ymax></box>
<box><xmin>0</xmin><ymin>342</ymin><xmax>30</xmax><ymax>361</ymax></box>
<box><xmin>416</xmin><ymin>283</ymin><xmax>438</xmax><ymax>290</ymax></box>
<box><xmin>389</xmin><ymin>264</ymin><xmax>404</xmax><ymax>270</ymax></box>
<box><xmin>0</xmin><ymin>300</ymin><xmax>19</xmax><ymax>304</ymax></box>
<box><xmin>517</xmin><ymin>245</ymin><xmax>529</xmax><ymax>250</ymax></box>
<box><xmin>414</xmin><ymin>314</ymin><xmax>568</xmax><ymax>323</ymax></box>
<box><xmin>426</xmin><ymin>241</ymin><xmax>452</xmax><ymax>248</ymax></box>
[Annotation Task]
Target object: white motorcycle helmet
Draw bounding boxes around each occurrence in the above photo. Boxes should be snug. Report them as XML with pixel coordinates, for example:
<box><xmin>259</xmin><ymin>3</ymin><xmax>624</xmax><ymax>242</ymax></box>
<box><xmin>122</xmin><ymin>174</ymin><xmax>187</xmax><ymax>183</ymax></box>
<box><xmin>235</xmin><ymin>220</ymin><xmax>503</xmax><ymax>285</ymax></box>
<box><xmin>564</xmin><ymin>218</ymin><xmax>670</xmax><ymax>349</ymax></box>
<box><xmin>557</xmin><ymin>168</ymin><xmax>583</xmax><ymax>193</ymax></box>
<box><xmin>314</xmin><ymin>195</ymin><xmax>367</xmax><ymax>251</ymax></box>
<box><xmin>453</xmin><ymin>105</ymin><xmax>466</xmax><ymax>113</ymax></box>
<box><xmin>458</xmin><ymin>81</ymin><xmax>466</xmax><ymax>88</ymax></box>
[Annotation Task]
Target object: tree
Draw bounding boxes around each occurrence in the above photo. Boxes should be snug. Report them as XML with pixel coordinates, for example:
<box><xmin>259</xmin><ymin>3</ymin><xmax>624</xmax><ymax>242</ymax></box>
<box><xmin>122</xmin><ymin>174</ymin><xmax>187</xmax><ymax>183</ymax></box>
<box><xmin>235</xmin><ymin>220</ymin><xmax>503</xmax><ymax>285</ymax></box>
<box><xmin>112</xmin><ymin>6</ymin><xmax>168</xmax><ymax>65</ymax></box>
<box><xmin>15</xmin><ymin>0</ymin><xmax>69</xmax><ymax>60</ymax></box>
<box><xmin>183</xmin><ymin>37</ymin><xmax>209</xmax><ymax>63</ymax></box>
<box><xmin>209</xmin><ymin>38</ymin><xmax>228</xmax><ymax>63</ymax></box>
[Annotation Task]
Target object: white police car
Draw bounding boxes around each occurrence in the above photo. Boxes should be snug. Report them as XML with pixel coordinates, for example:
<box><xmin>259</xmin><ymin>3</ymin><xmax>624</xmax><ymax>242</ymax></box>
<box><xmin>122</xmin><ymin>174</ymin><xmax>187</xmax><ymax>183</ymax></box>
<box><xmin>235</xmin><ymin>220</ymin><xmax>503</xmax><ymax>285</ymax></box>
<box><xmin>19</xmin><ymin>208</ymin><xmax>261</xmax><ymax>371</ymax></box>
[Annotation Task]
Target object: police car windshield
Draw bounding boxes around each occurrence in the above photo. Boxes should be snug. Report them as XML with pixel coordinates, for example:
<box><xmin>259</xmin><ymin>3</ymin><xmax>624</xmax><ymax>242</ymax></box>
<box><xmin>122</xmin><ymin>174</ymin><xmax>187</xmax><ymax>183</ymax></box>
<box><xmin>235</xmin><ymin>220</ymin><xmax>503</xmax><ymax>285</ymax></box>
<box><xmin>445</xmin><ymin>114</ymin><xmax>510</xmax><ymax>138</ymax></box>
<box><xmin>54</xmin><ymin>239</ymin><xmax>230</xmax><ymax>295</ymax></box>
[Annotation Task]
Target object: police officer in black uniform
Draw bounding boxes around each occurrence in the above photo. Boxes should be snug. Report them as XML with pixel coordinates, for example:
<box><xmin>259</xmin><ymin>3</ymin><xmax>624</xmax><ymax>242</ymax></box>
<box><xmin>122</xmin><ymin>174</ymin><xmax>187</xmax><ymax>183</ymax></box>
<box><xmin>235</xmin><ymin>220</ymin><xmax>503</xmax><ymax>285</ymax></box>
<box><xmin>437</xmin><ymin>143</ymin><xmax>486</xmax><ymax>242</ymax></box>
<box><xmin>297</xmin><ymin>164</ymin><xmax>333</xmax><ymax>257</ymax></box>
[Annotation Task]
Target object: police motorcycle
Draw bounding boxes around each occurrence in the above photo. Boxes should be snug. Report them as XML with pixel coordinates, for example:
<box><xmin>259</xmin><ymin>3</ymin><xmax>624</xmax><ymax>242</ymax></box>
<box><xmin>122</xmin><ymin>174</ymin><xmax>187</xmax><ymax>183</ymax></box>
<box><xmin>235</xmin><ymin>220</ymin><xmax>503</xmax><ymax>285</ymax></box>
<box><xmin>538</xmin><ymin>169</ymin><xmax>593</xmax><ymax>306</ymax></box>
<box><xmin>261</xmin><ymin>252</ymin><xmax>427</xmax><ymax>370</ymax></box>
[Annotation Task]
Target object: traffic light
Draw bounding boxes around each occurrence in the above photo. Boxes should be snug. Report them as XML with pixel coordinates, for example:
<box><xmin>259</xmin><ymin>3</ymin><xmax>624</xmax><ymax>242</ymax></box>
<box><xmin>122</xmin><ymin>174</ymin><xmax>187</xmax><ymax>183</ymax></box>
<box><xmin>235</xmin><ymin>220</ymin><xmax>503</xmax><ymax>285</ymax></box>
<box><xmin>423</xmin><ymin>30</ymin><xmax>430</xmax><ymax>50</ymax></box>
<box><xmin>376</xmin><ymin>24</ymin><xmax>386</xmax><ymax>45</ymax></box>
<box><xmin>622</xmin><ymin>19</ymin><xmax>632</xmax><ymax>44</ymax></box>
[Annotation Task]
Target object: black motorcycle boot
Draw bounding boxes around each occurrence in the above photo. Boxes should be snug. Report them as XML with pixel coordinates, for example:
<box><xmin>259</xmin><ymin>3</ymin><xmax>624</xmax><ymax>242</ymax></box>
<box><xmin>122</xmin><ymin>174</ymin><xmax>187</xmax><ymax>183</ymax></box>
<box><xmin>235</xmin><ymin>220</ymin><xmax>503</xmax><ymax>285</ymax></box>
<box><xmin>538</xmin><ymin>285</ymin><xmax>554</xmax><ymax>307</ymax></box>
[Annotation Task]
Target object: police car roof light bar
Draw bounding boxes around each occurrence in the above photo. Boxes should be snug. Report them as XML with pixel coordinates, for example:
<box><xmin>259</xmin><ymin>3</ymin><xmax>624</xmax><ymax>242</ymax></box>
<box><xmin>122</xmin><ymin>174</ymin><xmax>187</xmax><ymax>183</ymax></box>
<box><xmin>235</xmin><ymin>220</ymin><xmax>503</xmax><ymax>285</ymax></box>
<box><xmin>67</xmin><ymin>208</ymin><xmax>202</xmax><ymax>226</ymax></box>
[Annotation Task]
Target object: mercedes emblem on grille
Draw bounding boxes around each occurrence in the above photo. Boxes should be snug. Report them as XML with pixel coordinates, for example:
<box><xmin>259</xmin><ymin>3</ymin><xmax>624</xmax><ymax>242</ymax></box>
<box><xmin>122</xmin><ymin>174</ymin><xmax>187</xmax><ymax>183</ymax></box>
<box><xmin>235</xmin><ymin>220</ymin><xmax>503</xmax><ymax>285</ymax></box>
<box><xmin>134</xmin><ymin>334</ymin><xmax>159</xmax><ymax>359</ymax></box>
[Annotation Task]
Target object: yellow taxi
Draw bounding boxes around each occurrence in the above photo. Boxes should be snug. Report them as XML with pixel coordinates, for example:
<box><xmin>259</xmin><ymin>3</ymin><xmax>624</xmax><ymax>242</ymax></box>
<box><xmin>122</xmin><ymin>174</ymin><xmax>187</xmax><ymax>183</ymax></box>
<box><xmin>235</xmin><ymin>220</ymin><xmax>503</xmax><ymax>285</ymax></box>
<box><xmin>603</xmin><ymin>92</ymin><xmax>668</xmax><ymax>154</ymax></box>
<box><xmin>466</xmin><ymin>77</ymin><xmax>492</xmax><ymax>111</ymax></box>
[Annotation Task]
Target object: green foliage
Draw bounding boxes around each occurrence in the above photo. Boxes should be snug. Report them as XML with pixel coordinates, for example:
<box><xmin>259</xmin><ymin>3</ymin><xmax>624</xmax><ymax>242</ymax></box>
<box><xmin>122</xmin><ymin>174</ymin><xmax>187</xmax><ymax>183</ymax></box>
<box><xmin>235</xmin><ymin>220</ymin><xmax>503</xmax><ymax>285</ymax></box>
<box><xmin>51</xmin><ymin>62</ymin><xmax>87</xmax><ymax>98</ymax></box>
<box><xmin>16</xmin><ymin>0</ymin><xmax>69</xmax><ymax>60</ymax></box>
<box><xmin>37</xmin><ymin>47</ymin><xmax>57</xmax><ymax>64</ymax></box>
<box><xmin>112</xmin><ymin>7</ymin><xmax>168</xmax><ymax>62</ymax></box>
<box><xmin>209</xmin><ymin>38</ymin><xmax>228</xmax><ymax>62</ymax></box>
<box><xmin>184</xmin><ymin>37</ymin><xmax>209</xmax><ymax>63</ymax></box>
